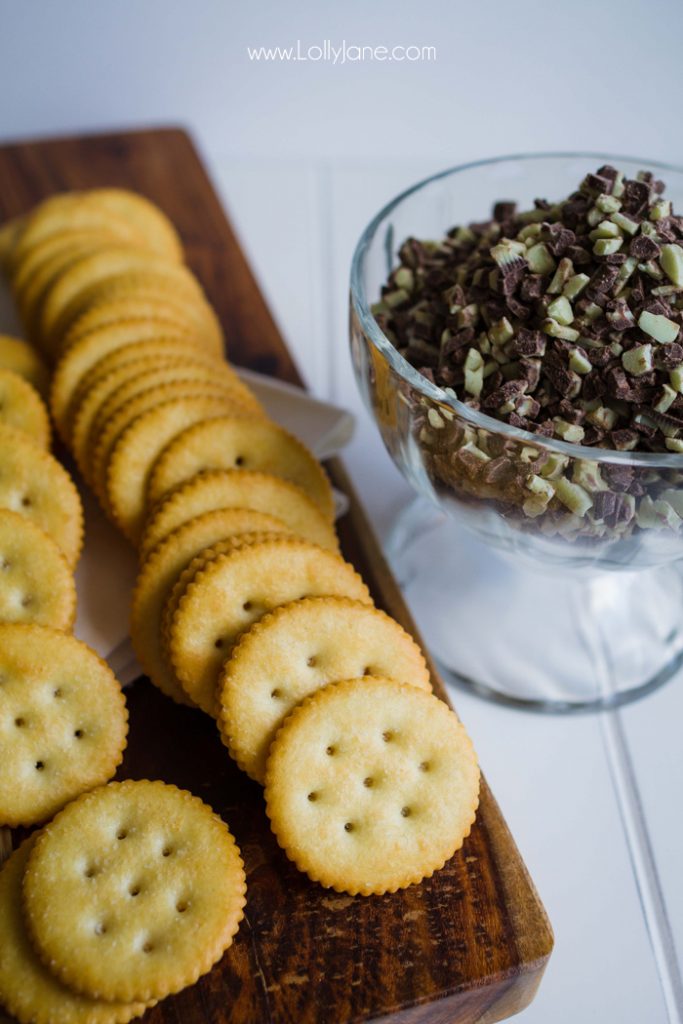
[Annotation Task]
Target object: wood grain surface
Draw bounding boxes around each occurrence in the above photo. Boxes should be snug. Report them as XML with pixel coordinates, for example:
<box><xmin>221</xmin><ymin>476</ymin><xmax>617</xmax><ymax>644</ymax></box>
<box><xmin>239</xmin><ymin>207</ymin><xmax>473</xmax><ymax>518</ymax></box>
<box><xmin>0</xmin><ymin>127</ymin><xmax>553</xmax><ymax>1024</ymax></box>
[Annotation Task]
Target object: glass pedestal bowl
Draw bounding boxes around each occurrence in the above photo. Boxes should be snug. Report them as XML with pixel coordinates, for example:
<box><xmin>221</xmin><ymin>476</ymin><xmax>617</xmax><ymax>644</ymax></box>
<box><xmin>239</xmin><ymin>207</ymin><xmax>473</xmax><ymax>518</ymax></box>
<box><xmin>350</xmin><ymin>153</ymin><xmax>683</xmax><ymax>712</ymax></box>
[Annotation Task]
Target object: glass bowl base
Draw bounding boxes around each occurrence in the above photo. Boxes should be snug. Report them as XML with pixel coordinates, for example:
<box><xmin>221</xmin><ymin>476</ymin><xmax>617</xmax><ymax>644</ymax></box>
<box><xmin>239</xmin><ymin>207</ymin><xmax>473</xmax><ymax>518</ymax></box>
<box><xmin>385</xmin><ymin>498</ymin><xmax>683</xmax><ymax>713</ymax></box>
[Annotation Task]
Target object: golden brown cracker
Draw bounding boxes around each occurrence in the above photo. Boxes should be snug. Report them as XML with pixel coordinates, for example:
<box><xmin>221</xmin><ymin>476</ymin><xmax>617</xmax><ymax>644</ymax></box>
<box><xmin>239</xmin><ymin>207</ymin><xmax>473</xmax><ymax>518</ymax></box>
<box><xmin>265</xmin><ymin>677</ymin><xmax>480</xmax><ymax>895</ymax></box>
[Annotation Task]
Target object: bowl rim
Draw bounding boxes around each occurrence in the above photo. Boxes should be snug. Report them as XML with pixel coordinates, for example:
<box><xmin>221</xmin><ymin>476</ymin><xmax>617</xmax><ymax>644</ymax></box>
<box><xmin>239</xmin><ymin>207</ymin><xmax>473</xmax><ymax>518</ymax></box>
<box><xmin>350</xmin><ymin>150</ymin><xmax>683</xmax><ymax>468</ymax></box>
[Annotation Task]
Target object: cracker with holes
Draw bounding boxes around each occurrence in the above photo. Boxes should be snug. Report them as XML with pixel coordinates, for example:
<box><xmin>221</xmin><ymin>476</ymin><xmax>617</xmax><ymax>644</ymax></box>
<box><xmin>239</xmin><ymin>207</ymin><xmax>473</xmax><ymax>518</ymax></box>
<box><xmin>265</xmin><ymin>677</ymin><xmax>480</xmax><ymax>895</ymax></box>
<box><xmin>72</xmin><ymin>358</ymin><xmax>253</xmax><ymax>468</ymax></box>
<box><xmin>168</xmin><ymin>537</ymin><xmax>372</xmax><ymax>715</ymax></box>
<box><xmin>39</xmin><ymin>247</ymin><xmax>206</xmax><ymax>355</ymax></box>
<box><xmin>104</xmin><ymin>395</ymin><xmax>257</xmax><ymax>543</ymax></box>
<box><xmin>218</xmin><ymin>597</ymin><xmax>431</xmax><ymax>784</ymax></box>
<box><xmin>22</xmin><ymin>780</ymin><xmax>247</xmax><ymax>1004</ymax></box>
<box><xmin>0</xmin><ymin>509</ymin><xmax>76</xmax><ymax>630</ymax></box>
<box><xmin>0</xmin><ymin>334</ymin><xmax>49</xmax><ymax>397</ymax></box>
<box><xmin>159</xmin><ymin>533</ymin><xmax>287</xmax><ymax>653</ymax></box>
<box><xmin>63</xmin><ymin>278</ymin><xmax>224</xmax><ymax>355</ymax></box>
<box><xmin>50</xmin><ymin>320</ymin><xmax>202</xmax><ymax>438</ymax></box>
<box><xmin>131</xmin><ymin>512</ymin><xmax>291</xmax><ymax>706</ymax></box>
<box><xmin>0</xmin><ymin>838</ymin><xmax>151</xmax><ymax>1024</ymax></box>
<box><xmin>0</xmin><ymin>624</ymin><xmax>128</xmax><ymax>826</ymax></box>
<box><xmin>147</xmin><ymin>415</ymin><xmax>335</xmax><ymax>519</ymax></box>
<box><xmin>0</xmin><ymin>425</ymin><xmax>83</xmax><ymax>567</ymax></box>
<box><xmin>141</xmin><ymin>468</ymin><xmax>338</xmax><ymax>559</ymax></box>
<box><xmin>0</xmin><ymin>369</ymin><xmax>50</xmax><ymax>448</ymax></box>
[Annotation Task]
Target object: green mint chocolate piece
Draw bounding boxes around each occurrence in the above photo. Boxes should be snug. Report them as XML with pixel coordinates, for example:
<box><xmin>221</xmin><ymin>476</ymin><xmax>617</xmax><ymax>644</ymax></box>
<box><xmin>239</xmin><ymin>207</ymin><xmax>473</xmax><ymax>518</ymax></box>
<box><xmin>636</xmin><ymin>495</ymin><xmax>682</xmax><ymax>530</ymax></box>
<box><xmin>459</xmin><ymin>440</ymin><xmax>490</xmax><ymax>462</ymax></box>
<box><xmin>540</xmin><ymin>452</ymin><xmax>569</xmax><ymax>479</ymax></box>
<box><xmin>464</xmin><ymin>367</ymin><xmax>484</xmax><ymax>398</ymax></box>
<box><xmin>610</xmin><ymin>212</ymin><xmax>640</xmax><ymax>235</ymax></box>
<box><xmin>526</xmin><ymin>242</ymin><xmax>556</xmax><ymax>275</ymax></box>
<box><xmin>464</xmin><ymin>347</ymin><xmax>484</xmax><ymax>373</ymax></box>
<box><xmin>589</xmin><ymin>220</ymin><xmax>621</xmax><ymax>240</ymax></box>
<box><xmin>394</xmin><ymin>267</ymin><xmax>414</xmax><ymax>291</ymax></box>
<box><xmin>553</xmin><ymin>418</ymin><xmax>585</xmax><ymax>443</ymax></box>
<box><xmin>547</xmin><ymin>295</ymin><xmax>574</xmax><ymax>325</ymax></box>
<box><xmin>665</xmin><ymin>438</ymin><xmax>683</xmax><ymax>452</ymax></box>
<box><xmin>518</xmin><ymin>223</ymin><xmax>542</xmax><ymax>242</ymax></box>
<box><xmin>655</xmin><ymin>384</ymin><xmax>677</xmax><ymax>413</ymax></box>
<box><xmin>542</xmin><ymin>319</ymin><xmax>580</xmax><ymax>342</ymax></box>
<box><xmin>622</xmin><ymin>343</ymin><xmax>653</xmax><ymax>375</ymax></box>
<box><xmin>572</xmin><ymin>460</ymin><xmax>607</xmax><ymax>493</ymax></box>
<box><xmin>563</xmin><ymin>273</ymin><xmax>590</xmax><ymax>300</ymax></box>
<box><xmin>488</xmin><ymin>317</ymin><xmax>514</xmax><ymax>345</ymax></box>
<box><xmin>612</xmin><ymin>171</ymin><xmax>625</xmax><ymax>198</ymax></box>
<box><xmin>427</xmin><ymin>408</ymin><xmax>446</xmax><ymax>429</ymax></box>
<box><xmin>659</xmin><ymin>488</ymin><xmax>683</xmax><ymax>517</ymax></box>
<box><xmin>593</xmin><ymin>237</ymin><xmax>623</xmax><ymax>256</ymax></box>
<box><xmin>650</xmin><ymin>199</ymin><xmax>672</xmax><ymax>221</ymax></box>
<box><xmin>547</xmin><ymin>258</ymin><xmax>574</xmax><ymax>295</ymax></box>
<box><xmin>638</xmin><ymin>310</ymin><xmax>679</xmax><ymax>344</ymax></box>
<box><xmin>596</xmin><ymin>194</ymin><xmax>621</xmax><ymax>214</ymax></box>
<box><xmin>586</xmin><ymin>405</ymin><xmax>618</xmax><ymax>431</ymax></box>
<box><xmin>660</xmin><ymin>244</ymin><xmax>683</xmax><ymax>287</ymax></box>
<box><xmin>384</xmin><ymin>288</ymin><xmax>410</xmax><ymax>309</ymax></box>
<box><xmin>526</xmin><ymin>474</ymin><xmax>555</xmax><ymax>500</ymax></box>
<box><xmin>490</xmin><ymin>239</ymin><xmax>526</xmax><ymax>267</ymax></box>
<box><xmin>569</xmin><ymin>348</ymin><xmax>592</xmax><ymax>375</ymax></box>
<box><xmin>670</xmin><ymin>367</ymin><xmax>683</xmax><ymax>394</ymax></box>
<box><xmin>555</xmin><ymin>476</ymin><xmax>593</xmax><ymax>516</ymax></box>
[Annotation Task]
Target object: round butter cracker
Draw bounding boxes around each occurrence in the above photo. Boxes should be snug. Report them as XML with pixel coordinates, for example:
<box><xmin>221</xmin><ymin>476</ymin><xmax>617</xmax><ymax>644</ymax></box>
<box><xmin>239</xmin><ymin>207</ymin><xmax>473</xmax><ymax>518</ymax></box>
<box><xmin>0</xmin><ymin>838</ymin><xmax>150</xmax><ymax>1024</ymax></box>
<box><xmin>265</xmin><ymin>677</ymin><xmax>480</xmax><ymax>895</ymax></box>
<box><xmin>22</xmin><ymin>780</ymin><xmax>246</xmax><ymax>1003</ymax></box>
<box><xmin>141</xmin><ymin>468</ymin><xmax>338</xmax><ymax>560</ymax></box>
<box><xmin>168</xmin><ymin>537</ymin><xmax>372</xmax><ymax>714</ymax></box>
<box><xmin>131</xmin><ymin>510</ymin><xmax>290</xmax><ymax>706</ymax></box>
<box><xmin>147</xmin><ymin>415</ymin><xmax>335</xmax><ymax>519</ymax></box>
<box><xmin>0</xmin><ymin>369</ymin><xmax>50</xmax><ymax>448</ymax></box>
<box><xmin>219</xmin><ymin>597</ymin><xmax>431</xmax><ymax>783</ymax></box>
<box><xmin>0</xmin><ymin>425</ymin><xmax>83</xmax><ymax>567</ymax></box>
<box><xmin>0</xmin><ymin>509</ymin><xmax>76</xmax><ymax>630</ymax></box>
<box><xmin>0</xmin><ymin>624</ymin><xmax>128</xmax><ymax>827</ymax></box>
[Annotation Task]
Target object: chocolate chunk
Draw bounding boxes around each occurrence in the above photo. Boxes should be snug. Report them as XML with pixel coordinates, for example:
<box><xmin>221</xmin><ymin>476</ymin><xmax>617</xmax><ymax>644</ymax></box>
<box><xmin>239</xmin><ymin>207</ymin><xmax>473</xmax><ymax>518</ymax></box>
<box><xmin>582</xmin><ymin>371</ymin><xmax>607</xmax><ymax>401</ymax></box>
<box><xmin>582</xmin><ymin>425</ymin><xmax>607</xmax><ymax>446</ymax></box>
<box><xmin>505</xmin><ymin>296</ymin><xmax>531</xmax><ymax>319</ymax></box>
<box><xmin>543</xmin><ymin>364</ymin><xmax>581</xmax><ymax>398</ymax></box>
<box><xmin>606</xmin><ymin>367</ymin><xmax>632</xmax><ymax>400</ymax></box>
<box><xmin>500</xmin><ymin>260</ymin><xmax>526</xmax><ymax>297</ymax></box>
<box><xmin>611</xmin><ymin>428</ymin><xmax>639</xmax><ymax>451</ymax></box>
<box><xmin>566</xmin><ymin>244</ymin><xmax>592</xmax><ymax>266</ymax></box>
<box><xmin>512</xmin><ymin>329</ymin><xmax>546</xmax><ymax>357</ymax></box>
<box><xmin>603</xmin><ymin>463</ymin><xmax>635</xmax><ymax>491</ymax></box>
<box><xmin>629</xmin><ymin>236</ymin><xmax>661</xmax><ymax>260</ymax></box>
<box><xmin>546</xmin><ymin>223</ymin><xmax>576</xmax><ymax>256</ymax></box>
<box><xmin>533</xmin><ymin>420</ymin><xmax>555</xmax><ymax>437</ymax></box>
<box><xmin>587</xmin><ymin>263</ymin><xmax>620</xmax><ymax>298</ymax></box>
<box><xmin>481</xmin><ymin>455</ymin><xmax>517</xmax><ymax>485</ymax></box>
<box><xmin>596</xmin><ymin>165</ymin><xmax>619</xmax><ymax>182</ymax></box>
<box><xmin>493</xmin><ymin>201</ymin><xmax>517</xmax><ymax>223</ymax></box>
<box><xmin>606</xmin><ymin>298</ymin><xmax>635</xmax><ymax>331</ymax></box>
<box><xmin>481</xmin><ymin>380</ymin><xmax>527</xmax><ymax>409</ymax></box>
<box><xmin>656</xmin><ymin>343</ymin><xmax>683</xmax><ymax>369</ymax></box>
<box><xmin>582</xmin><ymin>173</ymin><xmax>613</xmax><ymax>196</ymax></box>
<box><xmin>621</xmin><ymin>179</ymin><xmax>651</xmax><ymax>216</ymax></box>
<box><xmin>592</xmin><ymin>491</ymin><xmax>617</xmax><ymax>521</ymax></box>
<box><xmin>518</xmin><ymin>357</ymin><xmax>542</xmax><ymax>391</ymax></box>
<box><xmin>611</xmin><ymin>494</ymin><xmax>635</xmax><ymax>526</ymax></box>
<box><xmin>588</xmin><ymin>347</ymin><xmax>614</xmax><ymax>369</ymax></box>
<box><xmin>520</xmin><ymin>275</ymin><xmax>545</xmax><ymax>302</ymax></box>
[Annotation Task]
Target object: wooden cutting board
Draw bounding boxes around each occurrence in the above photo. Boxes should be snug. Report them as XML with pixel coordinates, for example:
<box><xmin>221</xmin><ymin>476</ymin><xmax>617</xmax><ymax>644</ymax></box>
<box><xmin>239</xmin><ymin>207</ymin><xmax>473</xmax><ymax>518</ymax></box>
<box><xmin>0</xmin><ymin>128</ymin><xmax>553</xmax><ymax>1024</ymax></box>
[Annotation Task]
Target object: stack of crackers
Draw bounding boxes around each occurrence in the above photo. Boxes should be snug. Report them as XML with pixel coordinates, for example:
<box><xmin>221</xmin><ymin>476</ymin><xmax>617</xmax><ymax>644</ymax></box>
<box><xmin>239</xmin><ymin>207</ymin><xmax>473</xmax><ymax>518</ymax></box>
<box><xmin>0</xmin><ymin>187</ymin><xmax>480</xmax><ymax>1021</ymax></box>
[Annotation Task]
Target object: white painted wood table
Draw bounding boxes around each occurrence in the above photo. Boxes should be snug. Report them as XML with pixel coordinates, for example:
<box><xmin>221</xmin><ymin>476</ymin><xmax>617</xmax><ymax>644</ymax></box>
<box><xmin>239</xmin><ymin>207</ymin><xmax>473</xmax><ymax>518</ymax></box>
<box><xmin>210</xmin><ymin>154</ymin><xmax>683</xmax><ymax>1024</ymax></box>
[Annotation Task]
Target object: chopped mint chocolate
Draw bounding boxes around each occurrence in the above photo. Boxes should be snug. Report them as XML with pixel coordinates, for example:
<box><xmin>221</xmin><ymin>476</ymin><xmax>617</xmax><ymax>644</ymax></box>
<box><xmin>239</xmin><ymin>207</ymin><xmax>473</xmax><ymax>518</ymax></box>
<box><xmin>374</xmin><ymin>165</ymin><xmax>683</xmax><ymax>453</ymax></box>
